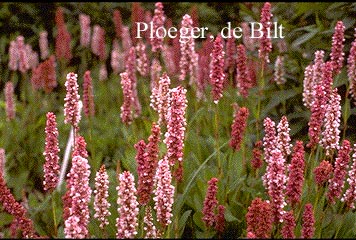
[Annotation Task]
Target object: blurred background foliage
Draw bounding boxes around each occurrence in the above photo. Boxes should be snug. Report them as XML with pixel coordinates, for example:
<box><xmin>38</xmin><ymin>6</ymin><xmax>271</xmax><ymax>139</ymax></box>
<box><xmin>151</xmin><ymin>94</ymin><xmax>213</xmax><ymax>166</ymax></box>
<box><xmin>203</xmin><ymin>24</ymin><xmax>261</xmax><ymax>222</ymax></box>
<box><xmin>1</xmin><ymin>1</ymin><xmax>356</xmax><ymax>238</ymax></box>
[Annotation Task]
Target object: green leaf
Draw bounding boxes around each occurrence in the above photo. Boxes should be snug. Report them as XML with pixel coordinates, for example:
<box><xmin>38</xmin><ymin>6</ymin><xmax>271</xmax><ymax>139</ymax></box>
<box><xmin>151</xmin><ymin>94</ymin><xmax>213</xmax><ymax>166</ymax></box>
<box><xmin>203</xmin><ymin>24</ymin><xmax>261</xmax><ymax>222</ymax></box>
<box><xmin>0</xmin><ymin>212</ymin><xmax>14</xmax><ymax>227</ymax></box>
<box><xmin>193</xmin><ymin>211</ymin><xmax>205</xmax><ymax>232</ymax></box>
<box><xmin>178</xmin><ymin>210</ymin><xmax>192</xmax><ymax>236</ymax></box>
<box><xmin>261</xmin><ymin>89</ymin><xmax>299</xmax><ymax>116</ymax></box>
<box><xmin>224</xmin><ymin>207</ymin><xmax>239</xmax><ymax>223</ymax></box>
<box><xmin>291</xmin><ymin>30</ymin><xmax>319</xmax><ymax>48</ymax></box>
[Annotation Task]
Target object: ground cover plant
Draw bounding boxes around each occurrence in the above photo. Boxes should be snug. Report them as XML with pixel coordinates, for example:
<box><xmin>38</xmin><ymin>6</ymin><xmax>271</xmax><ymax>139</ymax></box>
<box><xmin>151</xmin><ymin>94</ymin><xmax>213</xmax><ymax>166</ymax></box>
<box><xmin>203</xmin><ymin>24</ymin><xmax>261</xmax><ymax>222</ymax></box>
<box><xmin>1</xmin><ymin>1</ymin><xmax>356</xmax><ymax>238</ymax></box>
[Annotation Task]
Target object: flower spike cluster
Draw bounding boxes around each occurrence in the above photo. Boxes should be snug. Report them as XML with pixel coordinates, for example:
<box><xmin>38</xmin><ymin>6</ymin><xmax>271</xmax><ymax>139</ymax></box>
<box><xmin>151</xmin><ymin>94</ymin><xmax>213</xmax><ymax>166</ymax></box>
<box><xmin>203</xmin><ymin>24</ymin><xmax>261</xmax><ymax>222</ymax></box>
<box><xmin>164</xmin><ymin>86</ymin><xmax>188</xmax><ymax>178</ymax></box>
<box><xmin>94</xmin><ymin>165</ymin><xmax>111</xmax><ymax>229</ymax></box>
<box><xmin>210</xmin><ymin>35</ymin><xmax>226</xmax><ymax>104</ymax></box>
<box><xmin>229</xmin><ymin>105</ymin><xmax>249</xmax><ymax>151</ymax></box>
<box><xmin>246</xmin><ymin>197</ymin><xmax>273</xmax><ymax>238</ymax></box>
<box><xmin>64</xmin><ymin>72</ymin><xmax>81</xmax><ymax>127</ymax></box>
<box><xmin>153</xmin><ymin>156</ymin><xmax>175</xmax><ymax>227</ymax></box>
<box><xmin>43</xmin><ymin>112</ymin><xmax>61</xmax><ymax>192</ymax></box>
<box><xmin>327</xmin><ymin>140</ymin><xmax>351</xmax><ymax>204</ymax></box>
<box><xmin>64</xmin><ymin>156</ymin><xmax>92</xmax><ymax>238</ymax></box>
<box><xmin>330</xmin><ymin>21</ymin><xmax>345</xmax><ymax>75</ymax></box>
<box><xmin>342</xmin><ymin>143</ymin><xmax>356</xmax><ymax>209</ymax></box>
<box><xmin>116</xmin><ymin>171</ymin><xmax>139</xmax><ymax>238</ymax></box>
<box><xmin>202</xmin><ymin>177</ymin><xmax>219</xmax><ymax>228</ymax></box>
<box><xmin>258</xmin><ymin>2</ymin><xmax>273</xmax><ymax>64</ymax></box>
<box><xmin>150</xmin><ymin>2</ymin><xmax>166</xmax><ymax>53</ymax></box>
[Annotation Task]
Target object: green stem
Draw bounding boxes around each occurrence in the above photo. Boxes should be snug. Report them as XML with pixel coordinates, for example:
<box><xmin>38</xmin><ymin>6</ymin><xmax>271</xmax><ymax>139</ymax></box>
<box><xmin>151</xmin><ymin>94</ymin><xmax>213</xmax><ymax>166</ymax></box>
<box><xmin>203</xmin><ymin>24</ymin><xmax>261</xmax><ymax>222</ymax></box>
<box><xmin>51</xmin><ymin>193</ymin><xmax>58</xmax><ymax>237</ymax></box>
<box><xmin>72</xmin><ymin>125</ymin><xmax>76</xmax><ymax>152</ymax></box>
<box><xmin>214</xmin><ymin>103</ymin><xmax>221</xmax><ymax>178</ymax></box>
<box><xmin>278</xmin><ymin>83</ymin><xmax>286</xmax><ymax>115</ymax></box>
<box><xmin>312</xmin><ymin>186</ymin><xmax>323</xmax><ymax>237</ymax></box>
<box><xmin>317</xmin><ymin>190</ymin><xmax>326</xmax><ymax>238</ymax></box>
<box><xmin>140</xmin><ymin>206</ymin><xmax>146</xmax><ymax>238</ymax></box>
<box><xmin>342</xmin><ymin>89</ymin><xmax>350</xmax><ymax>139</ymax></box>
<box><xmin>334</xmin><ymin>214</ymin><xmax>343</xmax><ymax>239</ymax></box>
<box><xmin>256</xmin><ymin>61</ymin><xmax>265</xmax><ymax>140</ymax></box>
<box><xmin>165</xmin><ymin>225</ymin><xmax>170</xmax><ymax>238</ymax></box>
<box><xmin>174</xmin><ymin>208</ymin><xmax>179</xmax><ymax>238</ymax></box>
<box><xmin>89</xmin><ymin>117</ymin><xmax>96</xmax><ymax>170</ymax></box>
<box><xmin>242</xmin><ymin>137</ymin><xmax>247</xmax><ymax>175</ymax></box>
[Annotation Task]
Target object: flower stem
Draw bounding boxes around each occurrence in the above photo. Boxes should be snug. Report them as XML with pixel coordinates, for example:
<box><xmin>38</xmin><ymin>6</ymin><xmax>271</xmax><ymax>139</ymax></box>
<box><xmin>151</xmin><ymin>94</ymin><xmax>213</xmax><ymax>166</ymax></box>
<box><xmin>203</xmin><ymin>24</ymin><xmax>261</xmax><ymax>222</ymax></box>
<box><xmin>256</xmin><ymin>61</ymin><xmax>265</xmax><ymax>140</ymax></box>
<box><xmin>342</xmin><ymin>89</ymin><xmax>350</xmax><ymax>139</ymax></box>
<box><xmin>51</xmin><ymin>192</ymin><xmax>58</xmax><ymax>237</ymax></box>
<box><xmin>214</xmin><ymin>103</ymin><xmax>221</xmax><ymax>178</ymax></box>
<box><xmin>89</xmin><ymin>117</ymin><xmax>96</xmax><ymax>170</ymax></box>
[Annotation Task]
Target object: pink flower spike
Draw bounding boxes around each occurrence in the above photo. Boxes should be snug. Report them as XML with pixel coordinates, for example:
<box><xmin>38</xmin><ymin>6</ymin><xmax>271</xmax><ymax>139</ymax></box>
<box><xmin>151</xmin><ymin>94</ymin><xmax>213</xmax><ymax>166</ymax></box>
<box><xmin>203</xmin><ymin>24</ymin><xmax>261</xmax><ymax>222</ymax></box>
<box><xmin>225</xmin><ymin>33</ymin><xmax>236</xmax><ymax>74</ymax></box>
<box><xmin>246</xmin><ymin>197</ymin><xmax>273</xmax><ymax>238</ymax></box>
<box><xmin>327</xmin><ymin>139</ymin><xmax>351</xmax><ymax>204</ymax></box>
<box><xmin>83</xmin><ymin>70</ymin><xmax>95</xmax><ymax>117</ymax></box>
<box><xmin>281</xmin><ymin>210</ymin><xmax>296</xmax><ymax>239</ymax></box>
<box><xmin>273</xmin><ymin>55</ymin><xmax>286</xmax><ymax>85</ymax></box>
<box><xmin>4</xmin><ymin>81</ymin><xmax>16</xmax><ymax>121</ymax></box>
<box><xmin>276</xmin><ymin>115</ymin><xmax>292</xmax><ymax>159</ymax></box>
<box><xmin>348</xmin><ymin>28</ymin><xmax>356</xmax><ymax>104</ymax></box>
<box><xmin>120</xmin><ymin>71</ymin><xmax>133</xmax><ymax>125</ymax></box>
<box><xmin>136</xmin><ymin>41</ymin><xmax>149</xmax><ymax>77</ymax></box>
<box><xmin>99</xmin><ymin>63</ymin><xmax>107</xmax><ymax>81</ymax></box>
<box><xmin>236</xmin><ymin>44</ymin><xmax>253</xmax><ymax>98</ymax></box>
<box><xmin>0</xmin><ymin>174</ymin><xmax>38</xmax><ymax>238</ymax></box>
<box><xmin>43</xmin><ymin>112</ymin><xmax>61</xmax><ymax>192</ymax></box>
<box><xmin>265</xmin><ymin>148</ymin><xmax>287</xmax><ymax>223</ymax></box>
<box><xmin>94</xmin><ymin>165</ymin><xmax>111</xmax><ymax>229</ymax></box>
<box><xmin>113</xmin><ymin>9</ymin><xmax>123</xmax><ymax>40</ymax></box>
<box><xmin>210</xmin><ymin>35</ymin><xmax>226</xmax><ymax>104</ymax></box>
<box><xmin>0</xmin><ymin>149</ymin><xmax>5</xmax><ymax>177</ymax></box>
<box><xmin>125</xmin><ymin>47</ymin><xmax>141</xmax><ymax>118</ymax></box>
<box><xmin>321</xmin><ymin>88</ymin><xmax>341</xmax><ymax>156</ymax></box>
<box><xmin>122</xmin><ymin>26</ymin><xmax>132</xmax><ymax>53</ymax></box>
<box><xmin>39</xmin><ymin>31</ymin><xmax>49</xmax><ymax>60</ymax></box>
<box><xmin>64</xmin><ymin>155</ymin><xmax>92</xmax><ymax>239</ymax></box>
<box><xmin>202</xmin><ymin>177</ymin><xmax>218</xmax><ymax>228</ymax></box>
<box><xmin>8</xmin><ymin>40</ymin><xmax>18</xmax><ymax>71</ymax></box>
<box><xmin>330</xmin><ymin>21</ymin><xmax>345</xmax><ymax>75</ymax></box>
<box><xmin>312</xmin><ymin>50</ymin><xmax>325</xmax><ymax>86</ymax></box>
<box><xmin>17</xmin><ymin>36</ymin><xmax>30</xmax><ymax>73</ymax></box>
<box><xmin>229</xmin><ymin>105</ymin><xmax>249</xmax><ymax>151</ymax></box>
<box><xmin>215</xmin><ymin>205</ymin><xmax>225</xmax><ymax>234</ymax></box>
<box><xmin>55</xmin><ymin>8</ymin><xmax>72</xmax><ymax>62</ymax></box>
<box><xmin>91</xmin><ymin>25</ymin><xmax>106</xmax><ymax>61</ymax></box>
<box><xmin>313</xmin><ymin>160</ymin><xmax>333</xmax><ymax>186</ymax></box>
<box><xmin>153</xmin><ymin>156</ymin><xmax>175</xmax><ymax>227</ymax></box>
<box><xmin>286</xmin><ymin>140</ymin><xmax>305</xmax><ymax>206</ymax></box>
<box><xmin>111</xmin><ymin>39</ymin><xmax>125</xmax><ymax>74</ymax></box>
<box><xmin>179</xmin><ymin>14</ymin><xmax>198</xmax><ymax>84</ymax></box>
<box><xmin>302</xmin><ymin>64</ymin><xmax>314</xmax><ymax>109</ymax></box>
<box><xmin>79</xmin><ymin>14</ymin><xmax>91</xmax><ymax>48</ymax></box>
<box><xmin>64</xmin><ymin>72</ymin><xmax>81</xmax><ymax>127</ymax></box>
<box><xmin>258</xmin><ymin>2</ymin><xmax>273</xmax><ymax>64</ymax></box>
<box><xmin>150</xmin><ymin>72</ymin><xmax>171</xmax><ymax>126</ymax></box>
<box><xmin>164</xmin><ymin>86</ymin><xmax>188</xmax><ymax>181</ymax></box>
<box><xmin>135</xmin><ymin>139</ymin><xmax>149</xmax><ymax>205</ymax></box>
<box><xmin>72</xmin><ymin>135</ymin><xmax>89</xmax><ymax>159</ymax></box>
<box><xmin>262</xmin><ymin>117</ymin><xmax>277</xmax><ymax>187</ymax></box>
<box><xmin>150</xmin><ymin>2</ymin><xmax>166</xmax><ymax>53</ymax></box>
<box><xmin>341</xmin><ymin>143</ymin><xmax>356</xmax><ymax>209</ymax></box>
<box><xmin>251</xmin><ymin>140</ymin><xmax>263</xmax><ymax>170</ymax></box>
<box><xmin>301</xmin><ymin>203</ymin><xmax>315</xmax><ymax>239</ymax></box>
<box><xmin>307</xmin><ymin>84</ymin><xmax>326</xmax><ymax>148</ymax></box>
<box><xmin>116</xmin><ymin>171</ymin><xmax>139</xmax><ymax>238</ymax></box>
<box><xmin>143</xmin><ymin>206</ymin><xmax>158</xmax><ymax>238</ymax></box>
